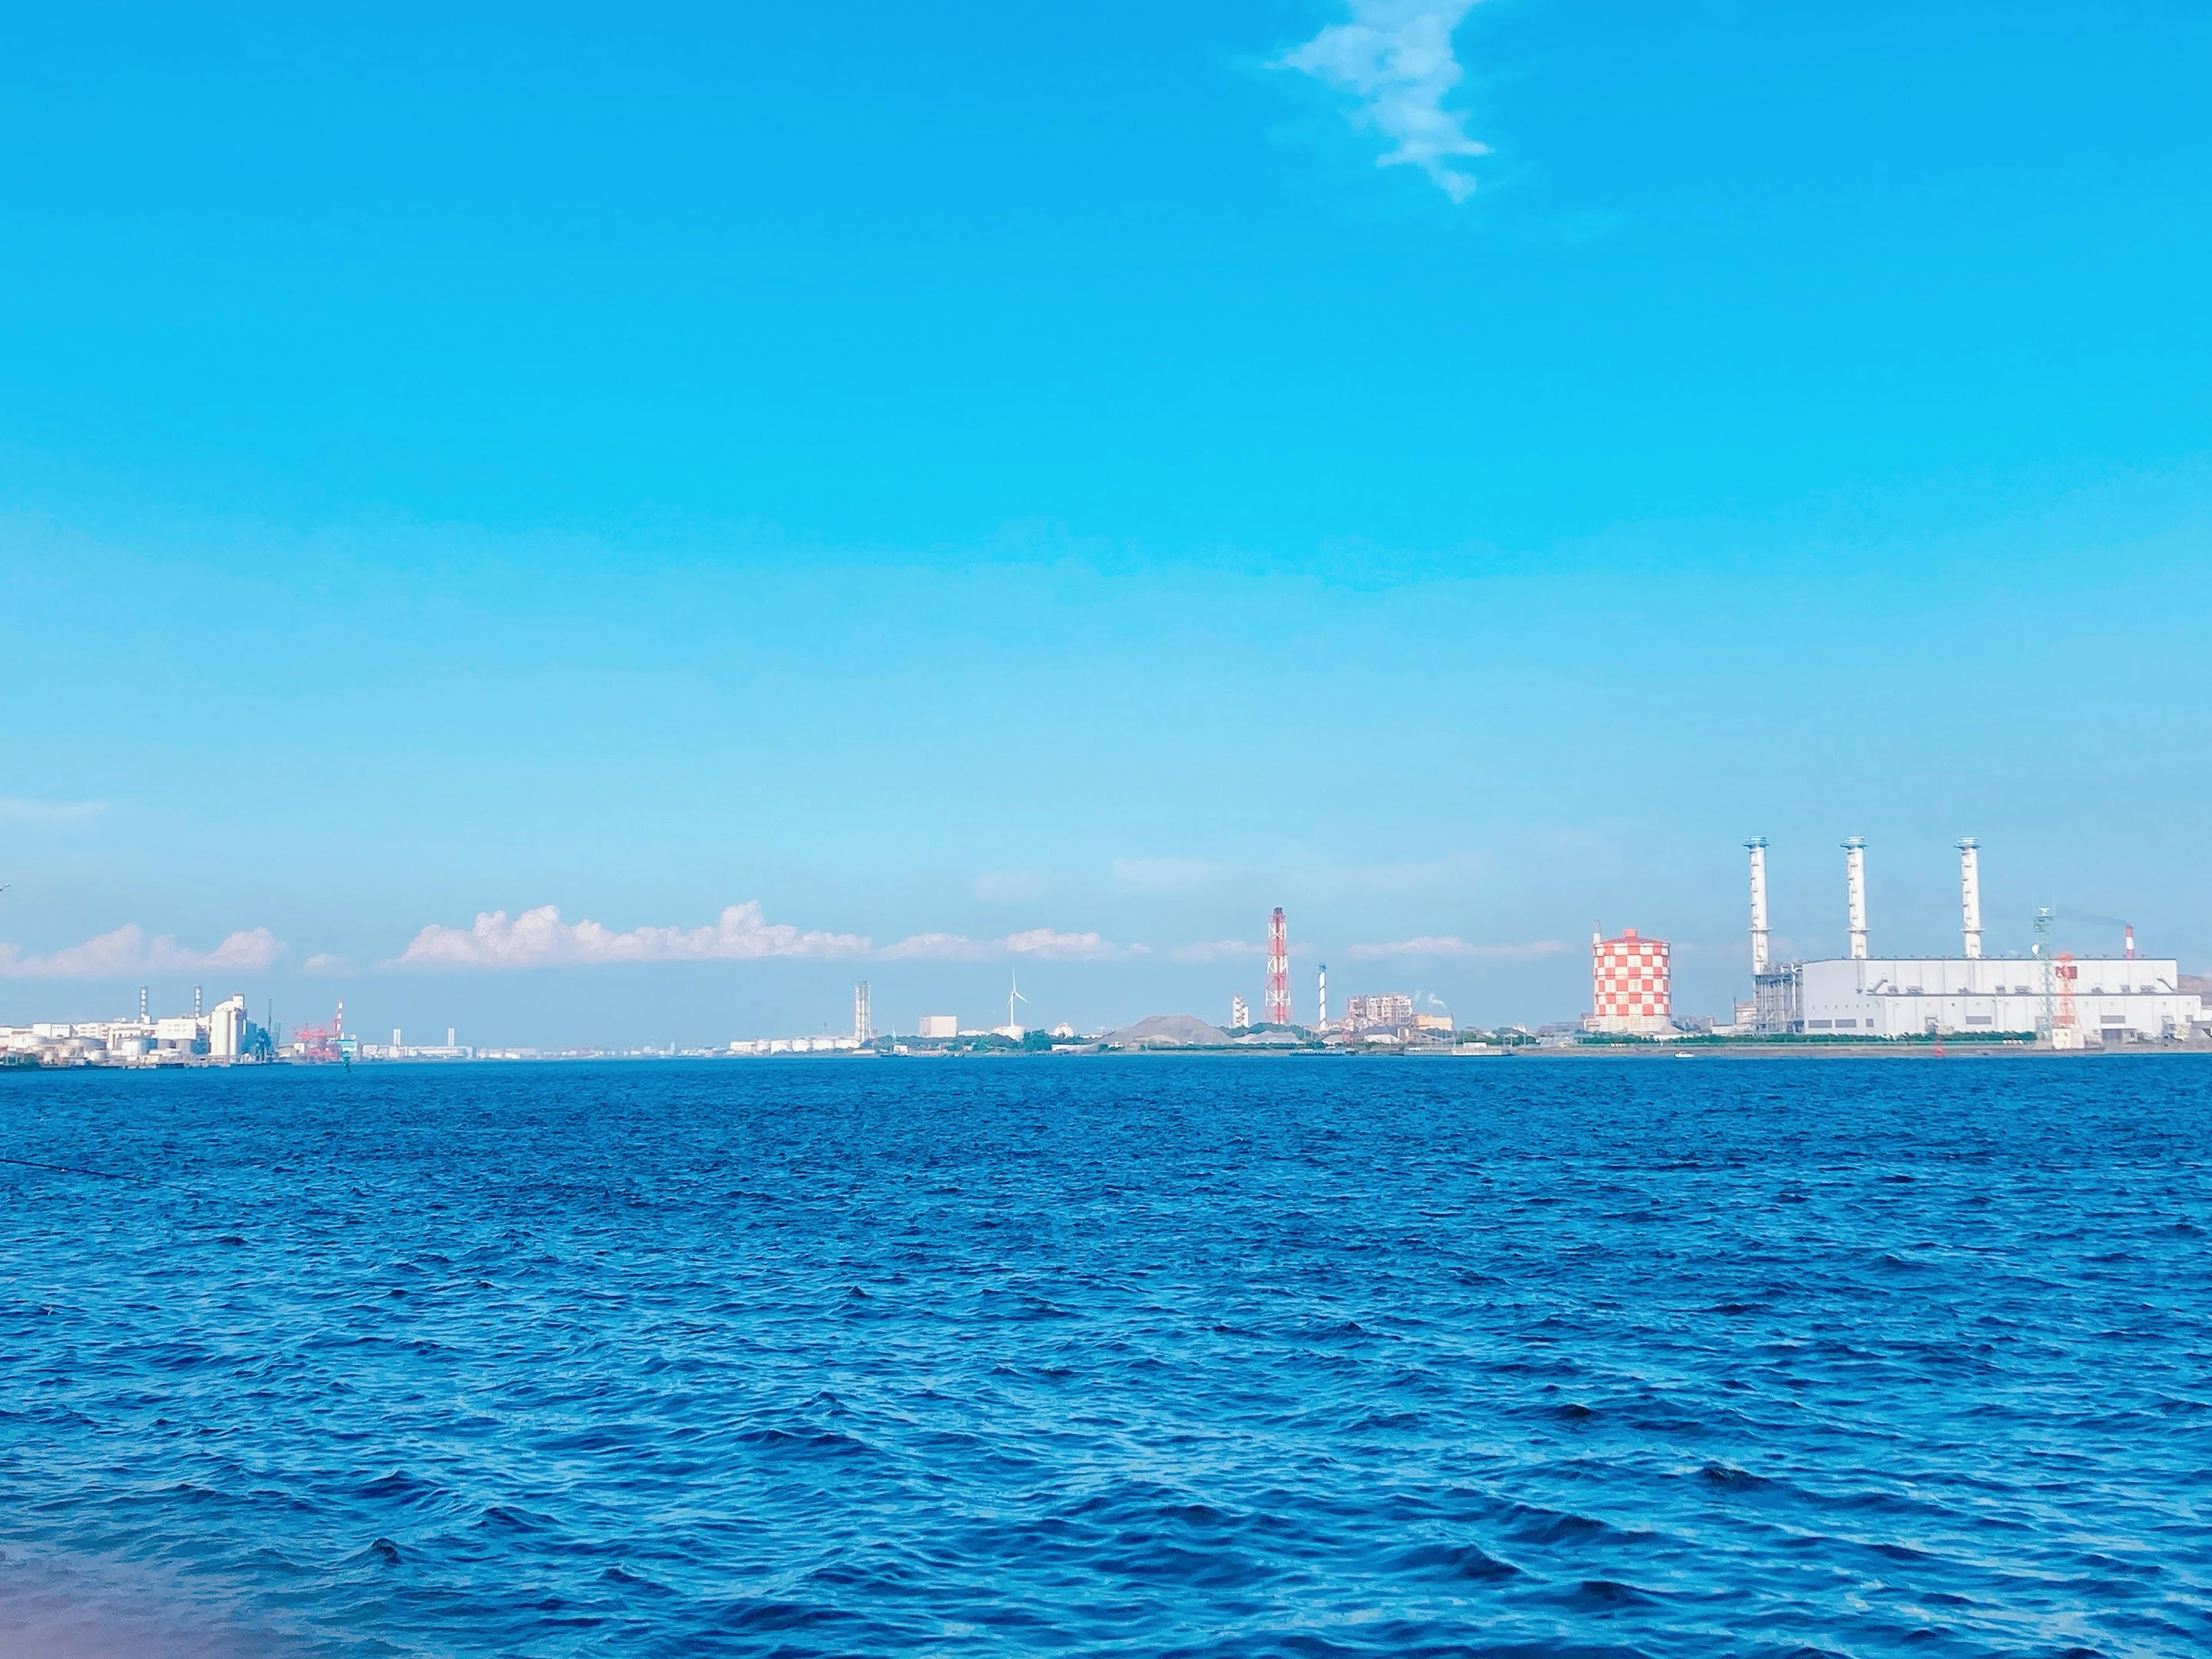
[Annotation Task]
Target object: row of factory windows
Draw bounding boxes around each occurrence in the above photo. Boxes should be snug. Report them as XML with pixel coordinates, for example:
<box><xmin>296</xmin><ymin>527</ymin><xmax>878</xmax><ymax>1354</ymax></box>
<box><xmin>1810</xmin><ymin>1013</ymin><xmax>2134</xmax><ymax>1029</ymax></box>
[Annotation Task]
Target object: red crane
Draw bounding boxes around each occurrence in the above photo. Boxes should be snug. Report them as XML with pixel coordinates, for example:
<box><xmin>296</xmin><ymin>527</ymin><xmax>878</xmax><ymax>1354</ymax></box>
<box><xmin>290</xmin><ymin>998</ymin><xmax>346</xmax><ymax>1062</ymax></box>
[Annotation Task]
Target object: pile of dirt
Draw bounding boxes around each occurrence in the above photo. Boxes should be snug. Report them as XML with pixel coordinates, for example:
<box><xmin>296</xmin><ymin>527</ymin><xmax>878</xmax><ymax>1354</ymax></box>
<box><xmin>1103</xmin><ymin>1013</ymin><xmax>1231</xmax><ymax>1049</ymax></box>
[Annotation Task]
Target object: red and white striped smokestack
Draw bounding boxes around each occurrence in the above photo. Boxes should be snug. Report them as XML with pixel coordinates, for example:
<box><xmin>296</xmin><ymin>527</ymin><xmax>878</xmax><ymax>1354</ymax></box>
<box><xmin>1265</xmin><ymin>908</ymin><xmax>1290</xmax><ymax>1026</ymax></box>
<box><xmin>2126</xmin><ymin>925</ymin><xmax>2136</xmax><ymax>960</ymax></box>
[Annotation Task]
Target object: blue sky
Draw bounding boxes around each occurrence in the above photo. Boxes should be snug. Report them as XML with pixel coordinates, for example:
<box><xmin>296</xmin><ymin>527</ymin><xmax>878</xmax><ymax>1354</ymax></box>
<box><xmin>5</xmin><ymin>1</ymin><xmax>2210</xmax><ymax>1044</ymax></box>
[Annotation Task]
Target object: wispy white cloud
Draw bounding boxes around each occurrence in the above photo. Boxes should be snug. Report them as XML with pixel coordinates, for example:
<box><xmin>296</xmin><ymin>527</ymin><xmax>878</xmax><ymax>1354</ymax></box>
<box><xmin>302</xmin><ymin>953</ymin><xmax>353</xmax><ymax>975</ymax></box>
<box><xmin>971</xmin><ymin>870</ymin><xmax>1045</xmax><ymax>902</ymax></box>
<box><xmin>1005</xmin><ymin>929</ymin><xmax>1142</xmax><ymax>961</ymax></box>
<box><xmin>1168</xmin><ymin>939</ymin><xmax>1264</xmax><ymax>964</ymax></box>
<box><xmin>1111</xmin><ymin>858</ymin><xmax>1236</xmax><ymax>896</ymax></box>
<box><xmin>1277</xmin><ymin>0</ymin><xmax>1489</xmax><ymax>202</ymax></box>
<box><xmin>0</xmin><ymin>924</ymin><xmax>281</xmax><ymax>979</ymax></box>
<box><xmin>880</xmin><ymin>929</ymin><xmax>1145</xmax><ymax>963</ymax></box>
<box><xmin>0</xmin><ymin>797</ymin><xmax>106</xmax><ymax>824</ymax></box>
<box><xmin>388</xmin><ymin>903</ymin><xmax>870</xmax><ymax>971</ymax></box>
<box><xmin>1346</xmin><ymin>935</ymin><xmax>1568</xmax><ymax>960</ymax></box>
<box><xmin>876</xmin><ymin>931</ymin><xmax>984</xmax><ymax>962</ymax></box>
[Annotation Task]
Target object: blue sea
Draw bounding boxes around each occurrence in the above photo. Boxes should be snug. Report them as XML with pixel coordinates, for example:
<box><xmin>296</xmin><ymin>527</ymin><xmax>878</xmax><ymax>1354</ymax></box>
<box><xmin>2</xmin><ymin>1056</ymin><xmax>2208</xmax><ymax>1657</ymax></box>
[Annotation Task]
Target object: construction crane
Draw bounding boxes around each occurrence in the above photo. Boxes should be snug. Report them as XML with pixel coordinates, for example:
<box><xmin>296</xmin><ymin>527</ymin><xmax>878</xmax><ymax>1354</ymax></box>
<box><xmin>290</xmin><ymin>999</ymin><xmax>347</xmax><ymax>1063</ymax></box>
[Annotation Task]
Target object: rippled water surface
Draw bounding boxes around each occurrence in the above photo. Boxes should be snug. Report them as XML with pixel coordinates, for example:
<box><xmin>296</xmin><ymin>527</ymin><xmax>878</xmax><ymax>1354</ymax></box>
<box><xmin>3</xmin><ymin>1056</ymin><xmax>2210</xmax><ymax>1656</ymax></box>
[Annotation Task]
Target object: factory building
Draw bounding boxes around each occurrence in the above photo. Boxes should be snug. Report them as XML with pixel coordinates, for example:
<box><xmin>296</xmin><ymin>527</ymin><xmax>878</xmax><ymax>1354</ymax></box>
<box><xmin>1745</xmin><ymin>838</ymin><xmax>2206</xmax><ymax>1043</ymax></box>
<box><xmin>1344</xmin><ymin>993</ymin><xmax>1414</xmax><ymax>1033</ymax></box>
<box><xmin>1587</xmin><ymin>929</ymin><xmax>1672</xmax><ymax>1035</ymax></box>
<box><xmin>2</xmin><ymin>990</ymin><xmax>263</xmax><ymax>1065</ymax></box>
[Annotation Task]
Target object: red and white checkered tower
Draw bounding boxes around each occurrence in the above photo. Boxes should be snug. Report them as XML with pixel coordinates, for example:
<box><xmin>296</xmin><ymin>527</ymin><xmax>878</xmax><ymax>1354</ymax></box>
<box><xmin>1265</xmin><ymin>907</ymin><xmax>1291</xmax><ymax>1026</ymax></box>
<box><xmin>1588</xmin><ymin>927</ymin><xmax>1672</xmax><ymax>1035</ymax></box>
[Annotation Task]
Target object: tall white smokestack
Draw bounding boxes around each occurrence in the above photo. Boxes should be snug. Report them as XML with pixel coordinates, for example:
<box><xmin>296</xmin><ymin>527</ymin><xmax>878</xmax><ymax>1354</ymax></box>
<box><xmin>1317</xmin><ymin>963</ymin><xmax>1328</xmax><ymax>1029</ymax></box>
<box><xmin>1843</xmin><ymin>837</ymin><xmax>1869</xmax><ymax>959</ymax></box>
<box><xmin>1956</xmin><ymin>838</ymin><xmax>1982</xmax><ymax>959</ymax></box>
<box><xmin>1745</xmin><ymin>838</ymin><xmax>1770</xmax><ymax>975</ymax></box>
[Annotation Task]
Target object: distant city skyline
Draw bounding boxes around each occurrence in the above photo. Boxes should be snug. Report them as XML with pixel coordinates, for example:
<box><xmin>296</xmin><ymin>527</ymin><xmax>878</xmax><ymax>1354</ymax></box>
<box><xmin>5</xmin><ymin>1</ymin><xmax>2210</xmax><ymax>1044</ymax></box>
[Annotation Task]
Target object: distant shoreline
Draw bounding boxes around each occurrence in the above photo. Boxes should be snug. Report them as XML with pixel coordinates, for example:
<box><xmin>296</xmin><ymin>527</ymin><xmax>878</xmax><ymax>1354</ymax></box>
<box><xmin>12</xmin><ymin>1041</ymin><xmax>2209</xmax><ymax>1074</ymax></box>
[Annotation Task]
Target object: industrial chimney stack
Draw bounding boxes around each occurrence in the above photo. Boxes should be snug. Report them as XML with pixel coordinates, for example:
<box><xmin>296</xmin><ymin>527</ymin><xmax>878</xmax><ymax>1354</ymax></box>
<box><xmin>1317</xmin><ymin>963</ymin><xmax>1329</xmax><ymax>1031</ymax></box>
<box><xmin>1265</xmin><ymin>908</ymin><xmax>1290</xmax><ymax>1027</ymax></box>
<box><xmin>1842</xmin><ymin>838</ymin><xmax>1869</xmax><ymax>959</ymax></box>
<box><xmin>1956</xmin><ymin>838</ymin><xmax>1982</xmax><ymax>959</ymax></box>
<box><xmin>1745</xmin><ymin>838</ymin><xmax>1770</xmax><ymax>975</ymax></box>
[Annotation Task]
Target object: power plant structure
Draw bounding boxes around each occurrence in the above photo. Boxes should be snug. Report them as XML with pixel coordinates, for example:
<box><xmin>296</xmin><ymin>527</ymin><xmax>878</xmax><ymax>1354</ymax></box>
<box><xmin>1588</xmin><ymin>928</ymin><xmax>1673</xmax><ymax>1035</ymax></box>
<box><xmin>1745</xmin><ymin>838</ymin><xmax>2205</xmax><ymax>1043</ymax></box>
<box><xmin>854</xmin><ymin>982</ymin><xmax>872</xmax><ymax>1043</ymax></box>
<box><xmin>1747</xmin><ymin>838</ymin><xmax>1771</xmax><ymax>975</ymax></box>
<box><xmin>1316</xmin><ymin>963</ymin><xmax>1328</xmax><ymax>1031</ymax></box>
<box><xmin>1264</xmin><ymin>907</ymin><xmax>1291</xmax><ymax>1026</ymax></box>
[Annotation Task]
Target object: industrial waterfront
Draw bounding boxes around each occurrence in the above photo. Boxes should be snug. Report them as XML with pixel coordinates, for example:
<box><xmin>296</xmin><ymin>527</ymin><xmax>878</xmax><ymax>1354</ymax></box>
<box><xmin>6</xmin><ymin>836</ymin><xmax>2206</xmax><ymax>1068</ymax></box>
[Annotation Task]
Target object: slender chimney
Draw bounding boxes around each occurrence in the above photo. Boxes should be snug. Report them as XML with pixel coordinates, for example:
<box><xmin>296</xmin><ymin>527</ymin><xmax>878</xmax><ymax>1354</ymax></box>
<box><xmin>1317</xmin><ymin>963</ymin><xmax>1328</xmax><ymax>1030</ymax></box>
<box><xmin>1956</xmin><ymin>838</ymin><xmax>1982</xmax><ymax>960</ymax></box>
<box><xmin>1265</xmin><ymin>908</ymin><xmax>1290</xmax><ymax>1026</ymax></box>
<box><xmin>2125</xmin><ymin>925</ymin><xmax>2136</xmax><ymax>960</ymax></box>
<box><xmin>1843</xmin><ymin>837</ymin><xmax>1868</xmax><ymax>959</ymax></box>
<box><xmin>1745</xmin><ymin>838</ymin><xmax>1770</xmax><ymax>975</ymax></box>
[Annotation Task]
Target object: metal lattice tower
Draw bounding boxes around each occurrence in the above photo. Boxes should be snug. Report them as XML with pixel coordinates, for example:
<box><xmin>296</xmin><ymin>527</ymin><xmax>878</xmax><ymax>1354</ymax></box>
<box><xmin>854</xmin><ymin>982</ymin><xmax>871</xmax><ymax>1042</ymax></box>
<box><xmin>1265</xmin><ymin>908</ymin><xmax>1290</xmax><ymax>1026</ymax></box>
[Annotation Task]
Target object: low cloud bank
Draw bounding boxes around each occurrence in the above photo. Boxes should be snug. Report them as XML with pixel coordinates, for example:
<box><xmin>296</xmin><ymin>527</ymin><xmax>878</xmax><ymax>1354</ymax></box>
<box><xmin>0</xmin><ymin>924</ymin><xmax>281</xmax><ymax>979</ymax></box>
<box><xmin>881</xmin><ymin>929</ymin><xmax>1142</xmax><ymax>963</ymax></box>
<box><xmin>389</xmin><ymin>903</ymin><xmax>870</xmax><ymax>970</ymax></box>
<box><xmin>1347</xmin><ymin>935</ymin><xmax>1567</xmax><ymax>960</ymax></box>
<box><xmin>388</xmin><ymin>906</ymin><xmax>1143</xmax><ymax>969</ymax></box>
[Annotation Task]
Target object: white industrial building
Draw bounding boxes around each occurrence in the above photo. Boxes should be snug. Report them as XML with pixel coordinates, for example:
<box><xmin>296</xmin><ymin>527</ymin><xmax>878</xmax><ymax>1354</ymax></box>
<box><xmin>726</xmin><ymin>1035</ymin><xmax>862</xmax><ymax>1055</ymax></box>
<box><xmin>1746</xmin><ymin>836</ymin><xmax>2205</xmax><ymax>1043</ymax></box>
<box><xmin>1345</xmin><ymin>993</ymin><xmax>1415</xmax><ymax>1032</ymax></box>
<box><xmin>1797</xmin><ymin>953</ymin><xmax>2203</xmax><ymax>1040</ymax></box>
<box><xmin>1</xmin><ymin>990</ymin><xmax>261</xmax><ymax>1065</ymax></box>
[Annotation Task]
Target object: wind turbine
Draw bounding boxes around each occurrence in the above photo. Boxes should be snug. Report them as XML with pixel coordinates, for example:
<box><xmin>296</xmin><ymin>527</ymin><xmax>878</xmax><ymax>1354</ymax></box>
<box><xmin>1007</xmin><ymin>971</ymin><xmax>1029</xmax><ymax>1035</ymax></box>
